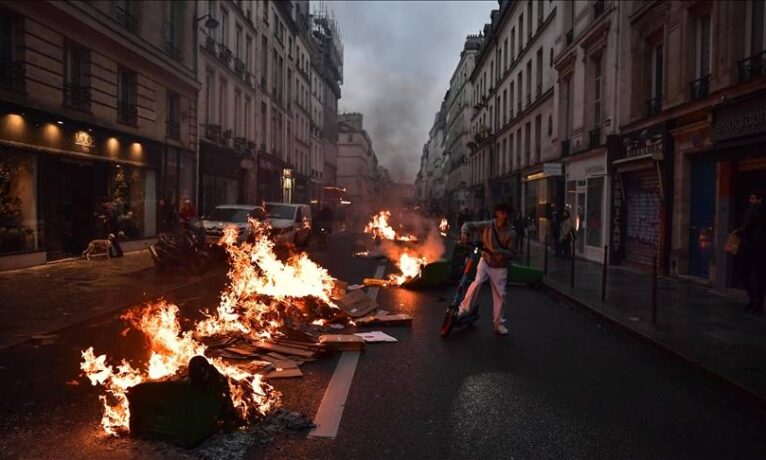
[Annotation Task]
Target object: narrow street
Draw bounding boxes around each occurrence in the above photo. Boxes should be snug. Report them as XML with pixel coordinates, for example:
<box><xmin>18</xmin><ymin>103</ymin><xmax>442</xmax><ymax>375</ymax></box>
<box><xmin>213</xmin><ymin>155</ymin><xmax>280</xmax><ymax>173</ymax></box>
<box><xmin>1</xmin><ymin>232</ymin><xmax>764</xmax><ymax>459</ymax></box>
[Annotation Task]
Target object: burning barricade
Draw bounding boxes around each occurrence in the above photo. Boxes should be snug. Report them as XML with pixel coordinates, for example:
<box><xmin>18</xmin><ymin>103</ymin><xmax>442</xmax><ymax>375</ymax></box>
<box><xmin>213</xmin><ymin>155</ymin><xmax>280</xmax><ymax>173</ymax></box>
<box><xmin>359</xmin><ymin>211</ymin><xmax>450</xmax><ymax>288</ymax></box>
<box><xmin>80</xmin><ymin>222</ymin><xmax>352</xmax><ymax>444</ymax></box>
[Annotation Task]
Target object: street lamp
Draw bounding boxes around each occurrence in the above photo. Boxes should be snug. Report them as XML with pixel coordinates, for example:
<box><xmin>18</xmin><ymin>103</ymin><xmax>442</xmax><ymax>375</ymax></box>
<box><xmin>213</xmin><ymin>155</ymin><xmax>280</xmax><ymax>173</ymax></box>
<box><xmin>192</xmin><ymin>11</ymin><xmax>219</xmax><ymax>210</ymax></box>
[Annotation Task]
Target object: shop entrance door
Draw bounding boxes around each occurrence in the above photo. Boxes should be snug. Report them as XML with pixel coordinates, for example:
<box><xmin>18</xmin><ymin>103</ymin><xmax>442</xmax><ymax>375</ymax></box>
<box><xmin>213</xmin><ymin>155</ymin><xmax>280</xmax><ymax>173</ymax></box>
<box><xmin>689</xmin><ymin>156</ymin><xmax>715</xmax><ymax>278</ymax></box>
<box><xmin>43</xmin><ymin>158</ymin><xmax>105</xmax><ymax>259</ymax></box>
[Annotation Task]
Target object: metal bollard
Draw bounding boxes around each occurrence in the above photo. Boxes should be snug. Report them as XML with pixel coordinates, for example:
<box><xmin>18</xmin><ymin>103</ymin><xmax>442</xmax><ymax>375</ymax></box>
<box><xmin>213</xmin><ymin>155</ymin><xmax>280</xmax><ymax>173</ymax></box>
<box><xmin>526</xmin><ymin>230</ymin><xmax>531</xmax><ymax>266</ymax></box>
<box><xmin>570</xmin><ymin>238</ymin><xmax>575</xmax><ymax>288</ymax></box>
<box><xmin>651</xmin><ymin>255</ymin><xmax>658</xmax><ymax>324</ymax></box>
<box><xmin>601</xmin><ymin>245</ymin><xmax>608</xmax><ymax>302</ymax></box>
<box><xmin>544</xmin><ymin>233</ymin><xmax>549</xmax><ymax>276</ymax></box>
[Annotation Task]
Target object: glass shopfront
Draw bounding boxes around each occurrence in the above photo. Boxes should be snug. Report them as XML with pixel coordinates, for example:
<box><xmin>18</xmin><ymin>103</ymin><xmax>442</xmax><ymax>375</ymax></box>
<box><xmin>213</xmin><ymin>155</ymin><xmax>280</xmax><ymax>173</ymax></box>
<box><xmin>0</xmin><ymin>151</ymin><xmax>39</xmax><ymax>255</ymax></box>
<box><xmin>565</xmin><ymin>155</ymin><xmax>608</xmax><ymax>262</ymax></box>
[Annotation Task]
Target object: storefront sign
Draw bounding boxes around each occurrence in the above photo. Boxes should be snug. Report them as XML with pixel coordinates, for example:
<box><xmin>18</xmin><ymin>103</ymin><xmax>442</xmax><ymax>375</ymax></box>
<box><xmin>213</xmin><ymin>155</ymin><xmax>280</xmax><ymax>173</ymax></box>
<box><xmin>712</xmin><ymin>93</ymin><xmax>766</xmax><ymax>142</ymax></box>
<box><xmin>625</xmin><ymin>137</ymin><xmax>662</xmax><ymax>158</ymax></box>
<box><xmin>543</xmin><ymin>162</ymin><xmax>563</xmax><ymax>176</ymax></box>
<box><xmin>567</xmin><ymin>155</ymin><xmax>606</xmax><ymax>179</ymax></box>
<box><xmin>74</xmin><ymin>130</ymin><xmax>94</xmax><ymax>152</ymax></box>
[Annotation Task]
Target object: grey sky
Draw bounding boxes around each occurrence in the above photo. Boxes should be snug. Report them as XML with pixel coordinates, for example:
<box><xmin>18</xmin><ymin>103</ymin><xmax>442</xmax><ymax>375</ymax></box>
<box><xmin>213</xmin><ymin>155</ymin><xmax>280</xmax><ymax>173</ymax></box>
<box><xmin>325</xmin><ymin>0</ymin><xmax>496</xmax><ymax>183</ymax></box>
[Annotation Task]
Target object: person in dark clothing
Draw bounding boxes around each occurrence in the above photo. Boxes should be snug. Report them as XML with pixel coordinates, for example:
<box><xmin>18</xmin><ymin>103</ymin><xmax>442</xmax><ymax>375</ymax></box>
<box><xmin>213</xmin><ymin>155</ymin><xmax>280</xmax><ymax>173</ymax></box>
<box><xmin>159</xmin><ymin>198</ymin><xmax>179</xmax><ymax>233</ymax></box>
<box><xmin>550</xmin><ymin>202</ymin><xmax>562</xmax><ymax>257</ymax></box>
<box><xmin>513</xmin><ymin>210</ymin><xmax>525</xmax><ymax>255</ymax></box>
<box><xmin>735</xmin><ymin>190</ymin><xmax>766</xmax><ymax>313</ymax></box>
<box><xmin>316</xmin><ymin>205</ymin><xmax>333</xmax><ymax>232</ymax></box>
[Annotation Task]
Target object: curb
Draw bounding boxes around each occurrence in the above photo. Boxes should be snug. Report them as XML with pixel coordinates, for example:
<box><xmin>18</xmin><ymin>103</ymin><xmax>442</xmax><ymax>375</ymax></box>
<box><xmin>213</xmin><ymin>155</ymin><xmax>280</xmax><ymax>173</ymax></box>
<box><xmin>540</xmin><ymin>278</ymin><xmax>766</xmax><ymax>413</ymax></box>
<box><xmin>0</xmin><ymin>269</ymin><xmax>227</xmax><ymax>352</ymax></box>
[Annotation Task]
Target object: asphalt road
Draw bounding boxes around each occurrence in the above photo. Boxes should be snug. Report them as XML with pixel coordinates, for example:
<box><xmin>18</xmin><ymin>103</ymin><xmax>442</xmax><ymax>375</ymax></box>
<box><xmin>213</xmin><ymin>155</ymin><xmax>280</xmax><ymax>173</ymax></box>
<box><xmin>0</xmin><ymin>232</ymin><xmax>765</xmax><ymax>459</ymax></box>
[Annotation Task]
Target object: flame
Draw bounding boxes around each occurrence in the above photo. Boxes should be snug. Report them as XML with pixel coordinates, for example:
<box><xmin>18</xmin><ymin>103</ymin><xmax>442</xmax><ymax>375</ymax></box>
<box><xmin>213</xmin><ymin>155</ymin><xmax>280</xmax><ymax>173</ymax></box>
<box><xmin>439</xmin><ymin>218</ymin><xmax>449</xmax><ymax>237</ymax></box>
<box><xmin>81</xmin><ymin>221</ymin><xmax>341</xmax><ymax>435</ymax></box>
<box><xmin>362</xmin><ymin>211</ymin><xmax>445</xmax><ymax>286</ymax></box>
<box><xmin>364</xmin><ymin>211</ymin><xmax>418</xmax><ymax>241</ymax></box>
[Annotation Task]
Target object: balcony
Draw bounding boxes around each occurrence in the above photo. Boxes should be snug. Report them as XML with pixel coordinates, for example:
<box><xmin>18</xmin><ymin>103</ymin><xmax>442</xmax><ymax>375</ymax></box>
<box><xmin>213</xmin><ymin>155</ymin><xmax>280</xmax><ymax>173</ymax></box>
<box><xmin>218</xmin><ymin>44</ymin><xmax>233</xmax><ymax>66</ymax></box>
<box><xmin>205</xmin><ymin>123</ymin><xmax>222</xmax><ymax>141</ymax></box>
<box><xmin>204</xmin><ymin>34</ymin><xmax>216</xmax><ymax>52</ymax></box>
<box><xmin>63</xmin><ymin>82</ymin><xmax>91</xmax><ymax>111</ymax></box>
<box><xmin>646</xmin><ymin>95</ymin><xmax>662</xmax><ymax>116</ymax></box>
<box><xmin>233</xmin><ymin>136</ymin><xmax>247</xmax><ymax>152</ymax></box>
<box><xmin>689</xmin><ymin>74</ymin><xmax>710</xmax><ymax>101</ymax></box>
<box><xmin>561</xmin><ymin>139</ymin><xmax>571</xmax><ymax>157</ymax></box>
<box><xmin>589</xmin><ymin>127</ymin><xmax>601</xmax><ymax>149</ymax></box>
<box><xmin>117</xmin><ymin>101</ymin><xmax>138</xmax><ymax>125</ymax></box>
<box><xmin>0</xmin><ymin>59</ymin><xmax>24</xmax><ymax>91</ymax></box>
<box><xmin>234</xmin><ymin>58</ymin><xmax>246</xmax><ymax>78</ymax></box>
<box><xmin>566</xmin><ymin>29</ymin><xmax>573</xmax><ymax>46</ymax></box>
<box><xmin>114</xmin><ymin>5</ymin><xmax>137</xmax><ymax>33</ymax></box>
<box><xmin>738</xmin><ymin>50</ymin><xmax>766</xmax><ymax>83</ymax></box>
<box><xmin>165</xmin><ymin>120</ymin><xmax>180</xmax><ymax>140</ymax></box>
<box><xmin>593</xmin><ymin>0</ymin><xmax>605</xmax><ymax>19</ymax></box>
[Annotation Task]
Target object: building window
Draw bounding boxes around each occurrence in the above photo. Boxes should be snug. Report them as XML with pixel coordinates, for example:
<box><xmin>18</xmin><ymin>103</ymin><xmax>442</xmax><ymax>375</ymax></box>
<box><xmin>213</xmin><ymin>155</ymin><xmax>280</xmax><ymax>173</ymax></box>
<box><xmin>502</xmin><ymin>89</ymin><xmax>507</xmax><ymax>124</ymax></box>
<box><xmin>260</xmin><ymin>102</ymin><xmax>267</xmax><ymax>148</ymax></box>
<box><xmin>166</xmin><ymin>91</ymin><xmax>180</xmax><ymax>140</ymax></box>
<box><xmin>510</xmin><ymin>81</ymin><xmax>515</xmax><ymax>119</ymax></box>
<box><xmin>234</xmin><ymin>90</ymin><xmax>241</xmax><ymax>137</ymax></box>
<box><xmin>517</xmin><ymin>72</ymin><xmax>523</xmax><ymax>113</ymax></box>
<box><xmin>235</xmin><ymin>24</ymin><xmax>243</xmax><ymax>60</ymax></box>
<box><xmin>534</xmin><ymin>114</ymin><xmax>541</xmax><ymax>163</ymax></box>
<box><xmin>526</xmin><ymin>60</ymin><xmax>532</xmax><ymax>106</ymax></box>
<box><xmin>260</xmin><ymin>35</ymin><xmax>268</xmax><ymax>86</ymax></box>
<box><xmin>525</xmin><ymin>122</ymin><xmax>531</xmax><ymax>166</ymax></box>
<box><xmin>536</xmin><ymin>47</ymin><xmax>543</xmax><ymax>98</ymax></box>
<box><xmin>205</xmin><ymin>71</ymin><xmax>213</xmax><ymax>124</ymax></box>
<box><xmin>691</xmin><ymin>14</ymin><xmax>711</xmax><ymax>100</ymax></box>
<box><xmin>117</xmin><ymin>68</ymin><xmax>137</xmax><ymax>125</ymax></box>
<box><xmin>504</xmin><ymin>37</ymin><xmax>509</xmax><ymax>70</ymax></box>
<box><xmin>509</xmin><ymin>132</ymin><xmax>515</xmax><ymax>170</ymax></box>
<box><xmin>519</xmin><ymin>14</ymin><xmax>524</xmax><ymax>51</ymax></box>
<box><xmin>648</xmin><ymin>41</ymin><xmax>663</xmax><ymax>115</ymax></box>
<box><xmin>527</xmin><ymin>1</ymin><xmax>533</xmax><ymax>38</ymax></box>
<box><xmin>593</xmin><ymin>55</ymin><xmax>602</xmax><ymax>125</ymax></box>
<box><xmin>220</xmin><ymin>8</ymin><xmax>228</xmax><ymax>47</ymax></box>
<box><xmin>164</xmin><ymin>1</ymin><xmax>183</xmax><ymax>60</ymax></box>
<box><xmin>219</xmin><ymin>79</ymin><xmax>227</xmax><ymax>128</ymax></box>
<box><xmin>538</xmin><ymin>0</ymin><xmax>544</xmax><ymax>24</ymax></box>
<box><xmin>114</xmin><ymin>0</ymin><xmax>139</xmax><ymax>33</ymax></box>
<box><xmin>63</xmin><ymin>41</ymin><xmax>90</xmax><ymax>111</ymax></box>
<box><xmin>245</xmin><ymin>35</ymin><xmax>252</xmax><ymax>74</ymax></box>
<box><xmin>511</xmin><ymin>27</ymin><xmax>516</xmax><ymax>61</ymax></box>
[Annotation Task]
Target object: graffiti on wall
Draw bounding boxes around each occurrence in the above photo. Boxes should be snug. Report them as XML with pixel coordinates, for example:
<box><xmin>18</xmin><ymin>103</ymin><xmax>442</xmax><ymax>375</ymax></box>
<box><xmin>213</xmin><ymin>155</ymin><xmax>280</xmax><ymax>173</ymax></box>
<box><xmin>625</xmin><ymin>189</ymin><xmax>661</xmax><ymax>246</ymax></box>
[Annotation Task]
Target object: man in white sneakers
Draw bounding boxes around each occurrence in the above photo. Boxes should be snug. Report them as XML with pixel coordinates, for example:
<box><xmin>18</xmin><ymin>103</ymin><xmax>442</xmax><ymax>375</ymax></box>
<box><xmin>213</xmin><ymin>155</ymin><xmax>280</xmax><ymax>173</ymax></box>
<box><xmin>458</xmin><ymin>203</ymin><xmax>517</xmax><ymax>335</ymax></box>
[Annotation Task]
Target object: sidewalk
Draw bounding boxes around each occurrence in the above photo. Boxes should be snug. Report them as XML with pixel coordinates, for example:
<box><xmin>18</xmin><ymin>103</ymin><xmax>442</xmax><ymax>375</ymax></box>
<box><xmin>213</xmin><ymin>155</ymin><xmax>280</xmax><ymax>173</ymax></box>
<box><xmin>0</xmin><ymin>250</ymin><xmax>221</xmax><ymax>349</ymax></box>
<box><xmin>522</xmin><ymin>240</ymin><xmax>766</xmax><ymax>406</ymax></box>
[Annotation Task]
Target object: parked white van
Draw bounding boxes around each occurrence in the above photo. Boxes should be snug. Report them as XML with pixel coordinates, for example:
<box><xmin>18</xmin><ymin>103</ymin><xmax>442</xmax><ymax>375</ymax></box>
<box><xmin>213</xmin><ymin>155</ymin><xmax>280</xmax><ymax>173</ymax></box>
<box><xmin>201</xmin><ymin>204</ymin><xmax>266</xmax><ymax>245</ymax></box>
<box><xmin>265</xmin><ymin>203</ymin><xmax>312</xmax><ymax>246</ymax></box>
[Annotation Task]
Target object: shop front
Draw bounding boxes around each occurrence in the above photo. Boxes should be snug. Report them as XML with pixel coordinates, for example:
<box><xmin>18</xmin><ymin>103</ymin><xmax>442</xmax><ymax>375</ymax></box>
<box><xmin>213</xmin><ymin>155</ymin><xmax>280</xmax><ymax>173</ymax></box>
<box><xmin>563</xmin><ymin>152</ymin><xmax>608</xmax><ymax>263</ymax></box>
<box><xmin>612</xmin><ymin>123</ymin><xmax>673</xmax><ymax>270</ymax></box>
<box><xmin>710</xmin><ymin>89</ymin><xmax>766</xmax><ymax>291</ymax></box>
<box><xmin>0</xmin><ymin>107</ymin><xmax>160</xmax><ymax>270</ymax></box>
<box><xmin>257</xmin><ymin>152</ymin><xmax>287</xmax><ymax>204</ymax></box>
<box><xmin>522</xmin><ymin>163</ymin><xmax>563</xmax><ymax>243</ymax></box>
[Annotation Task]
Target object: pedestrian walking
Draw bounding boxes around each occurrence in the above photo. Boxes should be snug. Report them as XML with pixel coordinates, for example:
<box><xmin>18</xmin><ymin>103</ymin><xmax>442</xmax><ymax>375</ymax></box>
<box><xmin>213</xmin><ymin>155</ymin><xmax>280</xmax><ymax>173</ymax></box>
<box><xmin>559</xmin><ymin>206</ymin><xmax>575</xmax><ymax>258</ymax></box>
<box><xmin>735</xmin><ymin>189</ymin><xmax>766</xmax><ymax>313</ymax></box>
<box><xmin>457</xmin><ymin>202</ymin><xmax>517</xmax><ymax>335</ymax></box>
<box><xmin>513</xmin><ymin>210</ymin><xmax>525</xmax><ymax>255</ymax></box>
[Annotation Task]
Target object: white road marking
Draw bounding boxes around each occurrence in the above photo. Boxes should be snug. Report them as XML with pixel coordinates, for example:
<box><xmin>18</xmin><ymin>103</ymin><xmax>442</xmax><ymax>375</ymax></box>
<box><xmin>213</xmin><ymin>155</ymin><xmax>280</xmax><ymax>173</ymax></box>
<box><xmin>309</xmin><ymin>264</ymin><xmax>386</xmax><ymax>439</ymax></box>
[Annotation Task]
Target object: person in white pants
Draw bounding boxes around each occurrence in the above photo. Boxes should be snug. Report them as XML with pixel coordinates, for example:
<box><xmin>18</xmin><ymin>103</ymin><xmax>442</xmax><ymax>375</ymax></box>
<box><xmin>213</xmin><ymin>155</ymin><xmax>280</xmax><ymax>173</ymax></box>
<box><xmin>458</xmin><ymin>203</ymin><xmax>516</xmax><ymax>335</ymax></box>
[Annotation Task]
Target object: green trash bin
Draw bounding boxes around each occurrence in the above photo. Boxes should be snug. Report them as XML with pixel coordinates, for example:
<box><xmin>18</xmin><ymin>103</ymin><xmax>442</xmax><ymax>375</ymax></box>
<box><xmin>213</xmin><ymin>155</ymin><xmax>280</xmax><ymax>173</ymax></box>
<box><xmin>401</xmin><ymin>259</ymin><xmax>451</xmax><ymax>289</ymax></box>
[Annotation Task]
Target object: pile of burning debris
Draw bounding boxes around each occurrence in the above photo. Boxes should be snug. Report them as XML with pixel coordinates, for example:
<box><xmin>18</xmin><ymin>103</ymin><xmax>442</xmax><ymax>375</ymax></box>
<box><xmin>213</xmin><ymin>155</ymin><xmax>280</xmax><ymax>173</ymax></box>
<box><xmin>356</xmin><ymin>211</ymin><xmax>450</xmax><ymax>288</ymax></box>
<box><xmin>79</xmin><ymin>222</ymin><xmax>410</xmax><ymax>447</ymax></box>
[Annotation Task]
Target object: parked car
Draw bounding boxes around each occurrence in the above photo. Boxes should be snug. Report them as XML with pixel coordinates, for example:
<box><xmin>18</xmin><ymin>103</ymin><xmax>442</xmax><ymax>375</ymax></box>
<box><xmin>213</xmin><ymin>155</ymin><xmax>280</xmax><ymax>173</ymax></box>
<box><xmin>265</xmin><ymin>202</ymin><xmax>312</xmax><ymax>246</ymax></box>
<box><xmin>201</xmin><ymin>204</ymin><xmax>266</xmax><ymax>246</ymax></box>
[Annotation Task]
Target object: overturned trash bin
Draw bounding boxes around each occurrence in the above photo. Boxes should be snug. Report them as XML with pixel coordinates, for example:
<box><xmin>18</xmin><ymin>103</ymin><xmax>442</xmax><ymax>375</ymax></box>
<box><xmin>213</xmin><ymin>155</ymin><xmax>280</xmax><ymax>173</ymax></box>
<box><xmin>127</xmin><ymin>356</ymin><xmax>239</xmax><ymax>448</ymax></box>
<box><xmin>401</xmin><ymin>259</ymin><xmax>451</xmax><ymax>289</ymax></box>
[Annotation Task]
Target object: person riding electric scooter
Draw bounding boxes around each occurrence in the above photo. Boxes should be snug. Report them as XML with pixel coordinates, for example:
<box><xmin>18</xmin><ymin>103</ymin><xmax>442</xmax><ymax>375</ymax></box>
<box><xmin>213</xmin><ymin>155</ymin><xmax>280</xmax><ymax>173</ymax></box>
<box><xmin>440</xmin><ymin>203</ymin><xmax>516</xmax><ymax>337</ymax></box>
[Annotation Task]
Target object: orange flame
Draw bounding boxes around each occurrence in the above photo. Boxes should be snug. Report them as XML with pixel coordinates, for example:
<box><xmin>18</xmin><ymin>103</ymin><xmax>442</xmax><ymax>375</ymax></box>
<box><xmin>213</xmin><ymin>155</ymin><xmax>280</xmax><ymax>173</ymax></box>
<box><xmin>364</xmin><ymin>211</ymin><xmax>417</xmax><ymax>242</ymax></box>
<box><xmin>439</xmin><ymin>218</ymin><xmax>449</xmax><ymax>237</ymax></box>
<box><xmin>81</xmin><ymin>221</ymin><xmax>340</xmax><ymax>435</ymax></box>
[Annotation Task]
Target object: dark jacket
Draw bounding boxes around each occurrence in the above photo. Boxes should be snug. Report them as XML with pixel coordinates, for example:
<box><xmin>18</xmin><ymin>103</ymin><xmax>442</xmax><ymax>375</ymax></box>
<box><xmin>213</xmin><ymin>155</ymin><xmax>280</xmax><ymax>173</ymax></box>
<box><xmin>739</xmin><ymin>204</ymin><xmax>766</xmax><ymax>251</ymax></box>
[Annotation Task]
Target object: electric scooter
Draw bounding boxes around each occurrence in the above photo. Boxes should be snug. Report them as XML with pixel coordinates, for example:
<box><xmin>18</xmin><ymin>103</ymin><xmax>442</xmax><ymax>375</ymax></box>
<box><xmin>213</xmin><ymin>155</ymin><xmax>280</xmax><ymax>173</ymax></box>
<box><xmin>439</xmin><ymin>241</ymin><xmax>483</xmax><ymax>337</ymax></box>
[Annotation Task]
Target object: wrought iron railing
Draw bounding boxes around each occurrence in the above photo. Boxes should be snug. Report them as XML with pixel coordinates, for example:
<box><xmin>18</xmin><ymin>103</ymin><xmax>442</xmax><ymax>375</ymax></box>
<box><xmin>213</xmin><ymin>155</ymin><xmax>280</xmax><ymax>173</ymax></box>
<box><xmin>166</xmin><ymin>120</ymin><xmax>180</xmax><ymax>139</ymax></box>
<box><xmin>689</xmin><ymin>74</ymin><xmax>710</xmax><ymax>101</ymax></box>
<box><xmin>234</xmin><ymin>58</ymin><xmax>246</xmax><ymax>78</ymax></box>
<box><xmin>63</xmin><ymin>82</ymin><xmax>91</xmax><ymax>111</ymax></box>
<box><xmin>165</xmin><ymin>40</ymin><xmax>181</xmax><ymax>61</ymax></box>
<box><xmin>738</xmin><ymin>50</ymin><xmax>766</xmax><ymax>83</ymax></box>
<box><xmin>562</xmin><ymin>139</ymin><xmax>571</xmax><ymax>157</ymax></box>
<box><xmin>566</xmin><ymin>29</ymin><xmax>573</xmax><ymax>45</ymax></box>
<box><xmin>218</xmin><ymin>44</ymin><xmax>232</xmax><ymax>66</ymax></box>
<box><xmin>205</xmin><ymin>123</ymin><xmax>222</xmax><ymax>141</ymax></box>
<box><xmin>114</xmin><ymin>5</ymin><xmax>138</xmax><ymax>33</ymax></box>
<box><xmin>118</xmin><ymin>101</ymin><xmax>138</xmax><ymax>125</ymax></box>
<box><xmin>204</xmin><ymin>35</ymin><xmax>216</xmax><ymax>52</ymax></box>
<box><xmin>589</xmin><ymin>127</ymin><xmax>601</xmax><ymax>149</ymax></box>
<box><xmin>0</xmin><ymin>59</ymin><xmax>24</xmax><ymax>91</ymax></box>
<box><xmin>646</xmin><ymin>95</ymin><xmax>662</xmax><ymax>116</ymax></box>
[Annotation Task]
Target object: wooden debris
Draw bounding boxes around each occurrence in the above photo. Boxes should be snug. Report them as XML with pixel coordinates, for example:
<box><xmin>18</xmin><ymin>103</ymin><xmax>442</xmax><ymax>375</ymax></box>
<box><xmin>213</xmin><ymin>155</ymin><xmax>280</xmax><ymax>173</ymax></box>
<box><xmin>336</xmin><ymin>289</ymin><xmax>378</xmax><ymax>318</ymax></box>
<box><xmin>318</xmin><ymin>334</ymin><xmax>366</xmax><ymax>352</ymax></box>
<box><xmin>266</xmin><ymin>368</ymin><xmax>303</xmax><ymax>379</ymax></box>
<box><xmin>254</xmin><ymin>341</ymin><xmax>317</xmax><ymax>358</ymax></box>
<box><xmin>362</xmin><ymin>278</ymin><xmax>390</xmax><ymax>287</ymax></box>
<box><xmin>332</xmin><ymin>280</ymin><xmax>348</xmax><ymax>299</ymax></box>
<box><xmin>354</xmin><ymin>313</ymin><xmax>413</xmax><ymax>326</ymax></box>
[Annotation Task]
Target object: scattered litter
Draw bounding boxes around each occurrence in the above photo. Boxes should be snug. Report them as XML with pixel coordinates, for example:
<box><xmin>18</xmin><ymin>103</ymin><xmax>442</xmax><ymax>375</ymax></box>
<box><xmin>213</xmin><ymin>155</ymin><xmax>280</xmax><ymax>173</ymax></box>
<box><xmin>265</xmin><ymin>408</ymin><xmax>315</xmax><ymax>430</ymax></box>
<box><xmin>265</xmin><ymin>368</ymin><xmax>303</xmax><ymax>379</ymax></box>
<box><xmin>363</xmin><ymin>278</ymin><xmax>390</xmax><ymax>287</ymax></box>
<box><xmin>336</xmin><ymin>289</ymin><xmax>378</xmax><ymax>318</ymax></box>
<box><xmin>355</xmin><ymin>312</ymin><xmax>413</xmax><ymax>326</ymax></box>
<box><xmin>354</xmin><ymin>331</ymin><xmax>397</xmax><ymax>343</ymax></box>
<box><xmin>332</xmin><ymin>280</ymin><xmax>348</xmax><ymax>299</ymax></box>
<box><xmin>318</xmin><ymin>334</ymin><xmax>366</xmax><ymax>351</ymax></box>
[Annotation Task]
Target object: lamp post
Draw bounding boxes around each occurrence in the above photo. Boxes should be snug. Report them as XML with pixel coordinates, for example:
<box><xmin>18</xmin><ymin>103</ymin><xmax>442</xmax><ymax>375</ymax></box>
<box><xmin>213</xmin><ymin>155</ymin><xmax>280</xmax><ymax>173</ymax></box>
<box><xmin>192</xmin><ymin>8</ymin><xmax>219</xmax><ymax>211</ymax></box>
